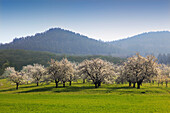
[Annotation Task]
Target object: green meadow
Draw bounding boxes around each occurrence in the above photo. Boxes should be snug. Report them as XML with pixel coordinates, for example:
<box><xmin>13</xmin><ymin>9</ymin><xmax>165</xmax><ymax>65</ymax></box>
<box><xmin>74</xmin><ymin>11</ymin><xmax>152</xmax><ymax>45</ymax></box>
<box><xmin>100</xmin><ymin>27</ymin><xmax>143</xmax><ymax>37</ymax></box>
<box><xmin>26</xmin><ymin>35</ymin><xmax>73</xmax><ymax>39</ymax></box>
<box><xmin>0</xmin><ymin>79</ymin><xmax>170</xmax><ymax>113</ymax></box>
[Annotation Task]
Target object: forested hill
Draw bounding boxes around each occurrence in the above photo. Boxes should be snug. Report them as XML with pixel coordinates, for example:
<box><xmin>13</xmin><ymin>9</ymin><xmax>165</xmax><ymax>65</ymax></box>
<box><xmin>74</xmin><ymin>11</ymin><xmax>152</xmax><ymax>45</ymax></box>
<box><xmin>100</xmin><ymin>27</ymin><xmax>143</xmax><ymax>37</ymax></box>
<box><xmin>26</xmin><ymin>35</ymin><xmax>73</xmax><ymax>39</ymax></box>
<box><xmin>109</xmin><ymin>31</ymin><xmax>170</xmax><ymax>56</ymax></box>
<box><xmin>0</xmin><ymin>49</ymin><xmax>124</xmax><ymax>75</ymax></box>
<box><xmin>1</xmin><ymin>28</ymin><xmax>170</xmax><ymax>57</ymax></box>
<box><xmin>0</xmin><ymin>28</ymin><xmax>126</xmax><ymax>56</ymax></box>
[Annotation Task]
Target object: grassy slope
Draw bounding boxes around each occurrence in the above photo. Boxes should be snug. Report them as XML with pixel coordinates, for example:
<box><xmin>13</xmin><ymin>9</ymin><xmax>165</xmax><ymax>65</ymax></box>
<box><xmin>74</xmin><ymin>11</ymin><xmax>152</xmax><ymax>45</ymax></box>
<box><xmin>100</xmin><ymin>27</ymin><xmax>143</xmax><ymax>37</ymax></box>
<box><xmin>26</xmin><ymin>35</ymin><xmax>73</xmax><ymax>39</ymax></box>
<box><xmin>0</xmin><ymin>79</ymin><xmax>170</xmax><ymax>113</ymax></box>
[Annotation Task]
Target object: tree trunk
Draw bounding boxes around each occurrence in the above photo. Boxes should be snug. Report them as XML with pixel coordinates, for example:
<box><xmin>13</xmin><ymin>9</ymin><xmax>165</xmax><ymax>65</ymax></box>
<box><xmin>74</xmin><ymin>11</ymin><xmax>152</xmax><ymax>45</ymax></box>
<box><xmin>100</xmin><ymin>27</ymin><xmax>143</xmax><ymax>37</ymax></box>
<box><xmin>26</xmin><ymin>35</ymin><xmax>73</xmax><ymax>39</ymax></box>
<box><xmin>133</xmin><ymin>83</ymin><xmax>136</xmax><ymax>88</ymax></box>
<box><xmin>83</xmin><ymin>79</ymin><xmax>85</xmax><ymax>84</ymax></box>
<box><xmin>121</xmin><ymin>80</ymin><xmax>123</xmax><ymax>84</ymax></box>
<box><xmin>55</xmin><ymin>79</ymin><xmax>59</xmax><ymax>88</ymax></box>
<box><xmin>16</xmin><ymin>83</ymin><xmax>19</xmax><ymax>90</ymax></box>
<box><xmin>98</xmin><ymin>82</ymin><xmax>101</xmax><ymax>87</ymax></box>
<box><xmin>158</xmin><ymin>82</ymin><xmax>159</xmax><ymax>86</ymax></box>
<box><xmin>37</xmin><ymin>82</ymin><xmax>39</xmax><ymax>86</ymax></box>
<box><xmin>129</xmin><ymin>81</ymin><xmax>131</xmax><ymax>87</ymax></box>
<box><xmin>63</xmin><ymin>81</ymin><xmax>65</xmax><ymax>87</ymax></box>
<box><xmin>161</xmin><ymin>82</ymin><xmax>163</xmax><ymax>85</ymax></box>
<box><xmin>95</xmin><ymin>83</ymin><xmax>98</xmax><ymax>88</ymax></box>
<box><xmin>69</xmin><ymin>81</ymin><xmax>71</xmax><ymax>86</ymax></box>
<box><xmin>166</xmin><ymin>81</ymin><xmax>168</xmax><ymax>87</ymax></box>
<box><xmin>152</xmin><ymin>80</ymin><xmax>154</xmax><ymax>84</ymax></box>
<box><xmin>137</xmin><ymin>82</ymin><xmax>141</xmax><ymax>89</ymax></box>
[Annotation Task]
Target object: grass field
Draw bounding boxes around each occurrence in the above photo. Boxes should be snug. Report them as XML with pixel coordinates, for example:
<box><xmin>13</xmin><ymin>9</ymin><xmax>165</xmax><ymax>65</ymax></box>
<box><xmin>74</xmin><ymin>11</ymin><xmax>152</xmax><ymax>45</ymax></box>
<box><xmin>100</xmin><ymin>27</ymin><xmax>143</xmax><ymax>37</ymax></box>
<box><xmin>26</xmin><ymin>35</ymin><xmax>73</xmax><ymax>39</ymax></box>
<box><xmin>0</xmin><ymin>79</ymin><xmax>170</xmax><ymax>113</ymax></box>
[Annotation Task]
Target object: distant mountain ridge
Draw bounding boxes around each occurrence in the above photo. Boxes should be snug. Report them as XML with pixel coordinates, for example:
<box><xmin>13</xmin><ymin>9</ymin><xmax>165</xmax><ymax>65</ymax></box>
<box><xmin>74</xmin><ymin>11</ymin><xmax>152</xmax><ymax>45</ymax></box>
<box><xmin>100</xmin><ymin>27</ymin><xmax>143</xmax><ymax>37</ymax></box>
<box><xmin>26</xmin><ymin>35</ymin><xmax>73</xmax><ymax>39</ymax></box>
<box><xmin>0</xmin><ymin>28</ymin><xmax>170</xmax><ymax>57</ymax></box>
<box><xmin>0</xmin><ymin>28</ymin><xmax>126</xmax><ymax>56</ymax></box>
<box><xmin>109</xmin><ymin>31</ymin><xmax>170</xmax><ymax>56</ymax></box>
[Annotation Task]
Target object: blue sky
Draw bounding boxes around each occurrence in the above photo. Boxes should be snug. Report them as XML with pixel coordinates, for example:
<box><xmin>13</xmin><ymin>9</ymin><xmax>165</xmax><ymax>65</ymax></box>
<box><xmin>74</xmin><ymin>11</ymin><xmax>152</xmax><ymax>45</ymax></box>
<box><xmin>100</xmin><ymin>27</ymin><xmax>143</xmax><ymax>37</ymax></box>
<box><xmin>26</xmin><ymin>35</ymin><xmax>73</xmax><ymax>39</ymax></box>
<box><xmin>0</xmin><ymin>0</ymin><xmax>170</xmax><ymax>43</ymax></box>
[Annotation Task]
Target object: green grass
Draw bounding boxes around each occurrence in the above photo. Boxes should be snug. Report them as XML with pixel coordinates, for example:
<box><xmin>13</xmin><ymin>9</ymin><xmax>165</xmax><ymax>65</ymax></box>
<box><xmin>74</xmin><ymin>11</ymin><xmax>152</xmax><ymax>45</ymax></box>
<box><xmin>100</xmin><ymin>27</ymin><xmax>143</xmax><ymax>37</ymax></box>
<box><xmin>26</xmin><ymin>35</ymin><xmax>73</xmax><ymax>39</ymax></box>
<box><xmin>0</xmin><ymin>79</ymin><xmax>170</xmax><ymax>113</ymax></box>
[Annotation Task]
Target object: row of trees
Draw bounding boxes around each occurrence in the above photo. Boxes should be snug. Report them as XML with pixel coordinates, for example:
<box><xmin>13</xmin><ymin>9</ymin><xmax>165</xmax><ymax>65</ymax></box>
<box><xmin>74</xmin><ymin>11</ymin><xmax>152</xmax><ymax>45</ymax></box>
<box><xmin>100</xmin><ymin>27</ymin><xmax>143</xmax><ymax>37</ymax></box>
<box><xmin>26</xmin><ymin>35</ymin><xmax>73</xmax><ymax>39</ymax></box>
<box><xmin>3</xmin><ymin>59</ymin><xmax>77</xmax><ymax>89</ymax></box>
<box><xmin>3</xmin><ymin>54</ymin><xmax>170</xmax><ymax>90</ymax></box>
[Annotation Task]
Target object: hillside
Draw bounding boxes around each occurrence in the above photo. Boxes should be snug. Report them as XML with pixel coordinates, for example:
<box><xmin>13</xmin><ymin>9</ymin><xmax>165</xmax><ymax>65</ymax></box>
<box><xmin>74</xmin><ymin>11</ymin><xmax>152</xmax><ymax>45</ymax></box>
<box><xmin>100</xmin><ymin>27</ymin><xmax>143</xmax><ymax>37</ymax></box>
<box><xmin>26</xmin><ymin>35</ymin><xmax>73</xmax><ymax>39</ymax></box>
<box><xmin>0</xmin><ymin>28</ymin><xmax>126</xmax><ymax>56</ymax></box>
<box><xmin>0</xmin><ymin>49</ymin><xmax>124</xmax><ymax>75</ymax></box>
<box><xmin>109</xmin><ymin>31</ymin><xmax>170</xmax><ymax>56</ymax></box>
<box><xmin>1</xmin><ymin>28</ymin><xmax>170</xmax><ymax>57</ymax></box>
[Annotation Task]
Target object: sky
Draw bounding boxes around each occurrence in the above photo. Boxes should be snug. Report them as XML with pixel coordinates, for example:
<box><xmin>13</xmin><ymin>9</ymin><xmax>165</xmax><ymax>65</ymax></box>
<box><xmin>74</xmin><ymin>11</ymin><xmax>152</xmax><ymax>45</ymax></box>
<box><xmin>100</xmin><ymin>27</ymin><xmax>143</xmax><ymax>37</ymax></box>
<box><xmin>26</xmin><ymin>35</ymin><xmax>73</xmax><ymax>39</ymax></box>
<box><xmin>0</xmin><ymin>0</ymin><xmax>170</xmax><ymax>43</ymax></box>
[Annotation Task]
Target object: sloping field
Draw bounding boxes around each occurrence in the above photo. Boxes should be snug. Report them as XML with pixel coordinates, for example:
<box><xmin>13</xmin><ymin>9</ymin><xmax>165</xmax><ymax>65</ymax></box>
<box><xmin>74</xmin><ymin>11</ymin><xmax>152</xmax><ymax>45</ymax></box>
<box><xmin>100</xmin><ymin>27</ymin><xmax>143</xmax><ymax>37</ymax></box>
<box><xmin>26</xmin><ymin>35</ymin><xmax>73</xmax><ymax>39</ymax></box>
<box><xmin>0</xmin><ymin>79</ymin><xmax>169</xmax><ymax>113</ymax></box>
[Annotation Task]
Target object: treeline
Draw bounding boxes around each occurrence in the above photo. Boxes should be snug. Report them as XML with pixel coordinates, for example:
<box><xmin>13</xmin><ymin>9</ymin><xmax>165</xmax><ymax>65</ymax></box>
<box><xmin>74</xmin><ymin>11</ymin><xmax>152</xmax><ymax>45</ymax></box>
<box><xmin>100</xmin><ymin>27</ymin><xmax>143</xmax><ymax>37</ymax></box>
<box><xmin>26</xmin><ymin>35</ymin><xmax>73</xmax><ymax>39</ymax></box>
<box><xmin>3</xmin><ymin>54</ymin><xmax>170</xmax><ymax>90</ymax></box>
<box><xmin>0</xmin><ymin>49</ymin><xmax>124</xmax><ymax>76</ymax></box>
<box><xmin>157</xmin><ymin>53</ymin><xmax>170</xmax><ymax>64</ymax></box>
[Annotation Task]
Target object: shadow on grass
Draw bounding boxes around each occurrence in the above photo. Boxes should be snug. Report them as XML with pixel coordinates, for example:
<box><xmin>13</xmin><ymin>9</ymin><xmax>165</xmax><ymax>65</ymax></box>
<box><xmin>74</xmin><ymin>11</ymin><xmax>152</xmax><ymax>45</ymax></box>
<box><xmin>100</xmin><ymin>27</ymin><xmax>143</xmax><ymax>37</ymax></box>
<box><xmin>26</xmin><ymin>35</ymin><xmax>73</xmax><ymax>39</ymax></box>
<box><xmin>20</xmin><ymin>85</ymin><xmax>38</xmax><ymax>88</ymax></box>
<box><xmin>0</xmin><ymin>85</ymin><xmax>39</xmax><ymax>92</ymax></box>
<box><xmin>107</xmin><ymin>86</ymin><xmax>134</xmax><ymax>90</ymax></box>
<box><xmin>18</xmin><ymin>85</ymin><xmax>93</xmax><ymax>93</ymax></box>
<box><xmin>0</xmin><ymin>84</ymin><xmax>43</xmax><ymax>92</ymax></box>
<box><xmin>3</xmin><ymin>83</ymin><xmax>167</xmax><ymax>94</ymax></box>
<box><xmin>0</xmin><ymin>88</ymin><xmax>16</xmax><ymax>92</ymax></box>
<box><xmin>54</xmin><ymin>86</ymin><xmax>95</xmax><ymax>93</ymax></box>
<box><xmin>106</xmin><ymin>86</ymin><xmax>139</xmax><ymax>94</ymax></box>
<box><xmin>1</xmin><ymin>84</ymin><xmax>136</xmax><ymax>93</ymax></box>
<box><xmin>18</xmin><ymin>85</ymin><xmax>96</xmax><ymax>93</ymax></box>
<box><xmin>19</xmin><ymin>86</ymin><xmax>56</xmax><ymax>93</ymax></box>
<box><xmin>0</xmin><ymin>82</ymin><xmax>96</xmax><ymax>93</ymax></box>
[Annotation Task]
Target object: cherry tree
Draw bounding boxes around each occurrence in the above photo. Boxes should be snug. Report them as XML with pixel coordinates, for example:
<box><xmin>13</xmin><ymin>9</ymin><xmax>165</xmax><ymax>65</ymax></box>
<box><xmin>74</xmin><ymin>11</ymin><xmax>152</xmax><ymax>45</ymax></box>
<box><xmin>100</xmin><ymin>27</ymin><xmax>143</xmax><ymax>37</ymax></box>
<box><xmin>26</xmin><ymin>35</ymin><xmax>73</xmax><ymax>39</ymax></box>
<box><xmin>3</xmin><ymin>67</ymin><xmax>26</xmax><ymax>89</ymax></box>
<box><xmin>77</xmin><ymin>63</ymin><xmax>89</xmax><ymax>84</ymax></box>
<box><xmin>123</xmin><ymin>60</ymin><xmax>140</xmax><ymax>88</ymax></box>
<box><xmin>124</xmin><ymin>54</ymin><xmax>159</xmax><ymax>89</ymax></box>
<box><xmin>78</xmin><ymin>58</ymin><xmax>116</xmax><ymax>88</ymax></box>
<box><xmin>67</xmin><ymin>62</ymin><xmax>78</xmax><ymax>86</ymax></box>
<box><xmin>60</xmin><ymin>58</ymin><xmax>75</xmax><ymax>87</ymax></box>
<box><xmin>80</xmin><ymin>73</ymin><xmax>89</xmax><ymax>83</ymax></box>
<box><xmin>47</xmin><ymin>59</ymin><xmax>62</xmax><ymax>88</ymax></box>
<box><xmin>156</xmin><ymin>64</ymin><xmax>170</xmax><ymax>87</ymax></box>
<box><xmin>22</xmin><ymin>64</ymin><xmax>45</xmax><ymax>86</ymax></box>
<box><xmin>47</xmin><ymin>58</ymin><xmax>75</xmax><ymax>88</ymax></box>
<box><xmin>115</xmin><ymin>64</ymin><xmax>136</xmax><ymax>87</ymax></box>
<box><xmin>161</xmin><ymin>65</ymin><xmax>170</xmax><ymax>87</ymax></box>
<box><xmin>115</xmin><ymin>65</ymin><xmax>127</xmax><ymax>85</ymax></box>
<box><xmin>22</xmin><ymin>65</ymin><xmax>34</xmax><ymax>84</ymax></box>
